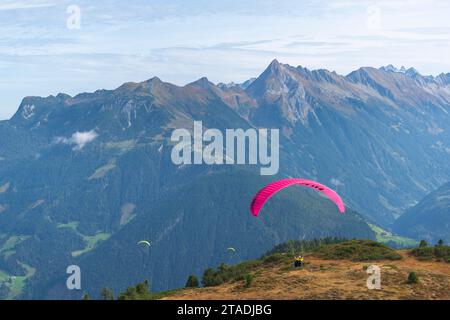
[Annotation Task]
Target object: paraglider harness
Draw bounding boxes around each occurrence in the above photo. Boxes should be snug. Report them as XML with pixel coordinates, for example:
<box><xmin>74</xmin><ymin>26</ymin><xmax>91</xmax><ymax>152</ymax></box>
<box><xmin>294</xmin><ymin>255</ymin><xmax>304</xmax><ymax>268</ymax></box>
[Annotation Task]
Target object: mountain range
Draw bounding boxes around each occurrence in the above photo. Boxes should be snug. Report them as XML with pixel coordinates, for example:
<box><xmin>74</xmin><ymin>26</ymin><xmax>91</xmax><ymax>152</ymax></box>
<box><xmin>0</xmin><ymin>60</ymin><xmax>448</xmax><ymax>299</ymax></box>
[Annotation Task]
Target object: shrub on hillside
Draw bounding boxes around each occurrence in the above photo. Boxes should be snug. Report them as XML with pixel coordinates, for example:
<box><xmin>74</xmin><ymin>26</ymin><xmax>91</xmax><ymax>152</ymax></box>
<box><xmin>313</xmin><ymin>240</ymin><xmax>402</xmax><ymax>261</ymax></box>
<box><xmin>407</xmin><ymin>272</ymin><xmax>419</xmax><ymax>284</ymax></box>
<box><xmin>264</xmin><ymin>237</ymin><xmax>347</xmax><ymax>256</ymax></box>
<box><xmin>244</xmin><ymin>274</ymin><xmax>254</xmax><ymax>288</ymax></box>
<box><xmin>410</xmin><ymin>245</ymin><xmax>450</xmax><ymax>262</ymax></box>
<box><xmin>201</xmin><ymin>260</ymin><xmax>262</xmax><ymax>288</ymax></box>
<box><xmin>118</xmin><ymin>280</ymin><xmax>151</xmax><ymax>300</ymax></box>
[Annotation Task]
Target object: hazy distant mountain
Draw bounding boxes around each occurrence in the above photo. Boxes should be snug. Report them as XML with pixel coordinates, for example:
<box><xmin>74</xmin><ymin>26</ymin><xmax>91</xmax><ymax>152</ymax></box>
<box><xmin>394</xmin><ymin>182</ymin><xmax>450</xmax><ymax>244</ymax></box>
<box><xmin>0</xmin><ymin>59</ymin><xmax>449</xmax><ymax>299</ymax></box>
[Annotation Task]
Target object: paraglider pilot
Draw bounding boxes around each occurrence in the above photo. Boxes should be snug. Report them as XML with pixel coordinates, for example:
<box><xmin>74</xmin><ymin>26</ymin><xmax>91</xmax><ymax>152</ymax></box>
<box><xmin>294</xmin><ymin>255</ymin><xmax>304</xmax><ymax>268</ymax></box>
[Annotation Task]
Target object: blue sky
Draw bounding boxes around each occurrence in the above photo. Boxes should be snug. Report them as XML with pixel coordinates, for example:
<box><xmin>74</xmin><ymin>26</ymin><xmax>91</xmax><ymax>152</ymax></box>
<box><xmin>1</xmin><ymin>0</ymin><xmax>450</xmax><ymax>119</ymax></box>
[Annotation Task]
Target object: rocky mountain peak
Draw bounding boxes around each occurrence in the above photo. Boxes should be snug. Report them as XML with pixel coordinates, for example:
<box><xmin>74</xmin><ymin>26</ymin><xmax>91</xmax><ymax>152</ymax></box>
<box><xmin>187</xmin><ymin>77</ymin><xmax>215</xmax><ymax>89</ymax></box>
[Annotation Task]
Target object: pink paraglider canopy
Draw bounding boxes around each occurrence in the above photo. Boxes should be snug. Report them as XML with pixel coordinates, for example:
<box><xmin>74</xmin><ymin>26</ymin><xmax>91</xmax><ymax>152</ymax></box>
<box><xmin>250</xmin><ymin>178</ymin><xmax>345</xmax><ymax>217</ymax></box>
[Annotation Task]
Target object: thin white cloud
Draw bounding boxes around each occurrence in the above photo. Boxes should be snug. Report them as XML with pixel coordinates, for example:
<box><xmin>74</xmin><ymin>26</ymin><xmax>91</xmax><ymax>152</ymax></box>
<box><xmin>330</xmin><ymin>178</ymin><xmax>345</xmax><ymax>187</ymax></box>
<box><xmin>0</xmin><ymin>1</ymin><xmax>56</xmax><ymax>11</ymax></box>
<box><xmin>55</xmin><ymin>130</ymin><xmax>99</xmax><ymax>150</ymax></box>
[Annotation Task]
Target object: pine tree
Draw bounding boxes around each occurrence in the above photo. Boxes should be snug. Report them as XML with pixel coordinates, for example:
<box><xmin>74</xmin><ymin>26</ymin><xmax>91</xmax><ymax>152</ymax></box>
<box><xmin>136</xmin><ymin>280</ymin><xmax>150</xmax><ymax>296</ymax></box>
<box><xmin>185</xmin><ymin>275</ymin><xmax>199</xmax><ymax>288</ymax></box>
<box><xmin>100</xmin><ymin>287</ymin><xmax>114</xmax><ymax>300</ymax></box>
<box><xmin>419</xmin><ymin>240</ymin><xmax>428</xmax><ymax>248</ymax></box>
<box><xmin>82</xmin><ymin>293</ymin><xmax>91</xmax><ymax>300</ymax></box>
<box><xmin>118</xmin><ymin>287</ymin><xmax>137</xmax><ymax>300</ymax></box>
